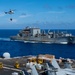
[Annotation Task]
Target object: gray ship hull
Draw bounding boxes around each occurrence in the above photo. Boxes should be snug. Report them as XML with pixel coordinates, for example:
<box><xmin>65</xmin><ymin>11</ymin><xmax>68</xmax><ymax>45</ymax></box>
<box><xmin>10</xmin><ymin>36</ymin><xmax>75</xmax><ymax>44</ymax></box>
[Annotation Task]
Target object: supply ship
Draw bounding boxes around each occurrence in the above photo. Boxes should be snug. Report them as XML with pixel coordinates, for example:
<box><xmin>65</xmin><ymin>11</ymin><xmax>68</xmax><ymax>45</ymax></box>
<box><xmin>10</xmin><ymin>26</ymin><xmax>75</xmax><ymax>44</ymax></box>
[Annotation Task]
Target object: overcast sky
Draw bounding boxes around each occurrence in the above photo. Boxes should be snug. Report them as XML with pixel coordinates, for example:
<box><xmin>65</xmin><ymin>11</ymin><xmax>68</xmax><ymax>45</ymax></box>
<box><xmin>0</xmin><ymin>0</ymin><xmax>75</xmax><ymax>29</ymax></box>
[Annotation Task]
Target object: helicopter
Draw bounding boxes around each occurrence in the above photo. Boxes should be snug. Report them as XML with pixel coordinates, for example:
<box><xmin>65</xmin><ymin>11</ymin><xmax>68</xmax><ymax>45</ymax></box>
<box><xmin>4</xmin><ymin>9</ymin><xmax>15</xmax><ymax>21</ymax></box>
<box><xmin>4</xmin><ymin>9</ymin><xmax>15</xmax><ymax>14</ymax></box>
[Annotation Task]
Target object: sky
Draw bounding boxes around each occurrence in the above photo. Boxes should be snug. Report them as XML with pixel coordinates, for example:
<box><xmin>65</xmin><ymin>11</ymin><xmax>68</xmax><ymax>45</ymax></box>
<box><xmin>0</xmin><ymin>0</ymin><xmax>75</xmax><ymax>29</ymax></box>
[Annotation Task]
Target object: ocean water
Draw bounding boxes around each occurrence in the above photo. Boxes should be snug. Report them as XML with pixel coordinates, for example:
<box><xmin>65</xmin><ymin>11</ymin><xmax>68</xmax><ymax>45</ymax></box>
<box><xmin>0</xmin><ymin>29</ymin><xmax>75</xmax><ymax>59</ymax></box>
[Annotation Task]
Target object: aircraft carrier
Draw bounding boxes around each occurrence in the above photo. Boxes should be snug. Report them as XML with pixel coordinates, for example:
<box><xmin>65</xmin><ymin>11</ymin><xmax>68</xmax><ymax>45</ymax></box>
<box><xmin>10</xmin><ymin>26</ymin><xmax>75</xmax><ymax>44</ymax></box>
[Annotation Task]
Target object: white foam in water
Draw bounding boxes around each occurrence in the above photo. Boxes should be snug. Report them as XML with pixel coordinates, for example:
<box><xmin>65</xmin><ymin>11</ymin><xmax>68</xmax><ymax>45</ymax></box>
<box><xmin>24</xmin><ymin>41</ymin><xmax>68</xmax><ymax>44</ymax></box>
<box><xmin>59</xmin><ymin>42</ymin><xmax>68</xmax><ymax>44</ymax></box>
<box><xmin>0</xmin><ymin>38</ymin><xmax>10</xmax><ymax>41</ymax></box>
<box><xmin>24</xmin><ymin>41</ymin><xmax>38</xmax><ymax>43</ymax></box>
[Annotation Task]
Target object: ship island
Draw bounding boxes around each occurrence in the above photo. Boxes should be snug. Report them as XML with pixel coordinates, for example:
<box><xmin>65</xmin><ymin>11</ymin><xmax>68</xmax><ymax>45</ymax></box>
<box><xmin>10</xmin><ymin>26</ymin><xmax>75</xmax><ymax>44</ymax></box>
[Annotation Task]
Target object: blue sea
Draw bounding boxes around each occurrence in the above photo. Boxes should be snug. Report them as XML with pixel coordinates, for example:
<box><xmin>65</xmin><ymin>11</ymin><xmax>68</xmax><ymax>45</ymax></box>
<box><xmin>0</xmin><ymin>29</ymin><xmax>75</xmax><ymax>59</ymax></box>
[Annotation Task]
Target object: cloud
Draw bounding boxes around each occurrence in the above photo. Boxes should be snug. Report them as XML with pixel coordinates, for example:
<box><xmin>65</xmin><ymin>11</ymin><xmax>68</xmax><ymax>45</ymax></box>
<box><xmin>19</xmin><ymin>14</ymin><xmax>32</xmax><ymax>18</ymax></box>
<box><xmin>38</xmin><ymin>11</ymin><xmax>65</xmax><ymax>14</ymax></box>
<box><xmin>12</xmin><ymin>19</ymin><xmax>17</xmax><ymax>23</ymax></box>
<box><xmin>0</xmin><ymin>12</ymin><xmax>5</xmax><ymax>17</ymax></box>
<box><xmin>12</xmin><ymin>19</ymin><xmax>17</xmax><ymax>22</ymax></box>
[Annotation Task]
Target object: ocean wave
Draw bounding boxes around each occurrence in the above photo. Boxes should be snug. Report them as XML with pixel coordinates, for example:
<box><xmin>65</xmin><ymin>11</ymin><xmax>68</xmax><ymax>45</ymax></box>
<box><xmin>24</xmin><ymin>41</ymin><xmax>68</xmax><ymax>44</ymax></box>
<box><xmin>0</xmin><ymin>38</ymin><xmax>10</xmax><ymax>41</ymax></box>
